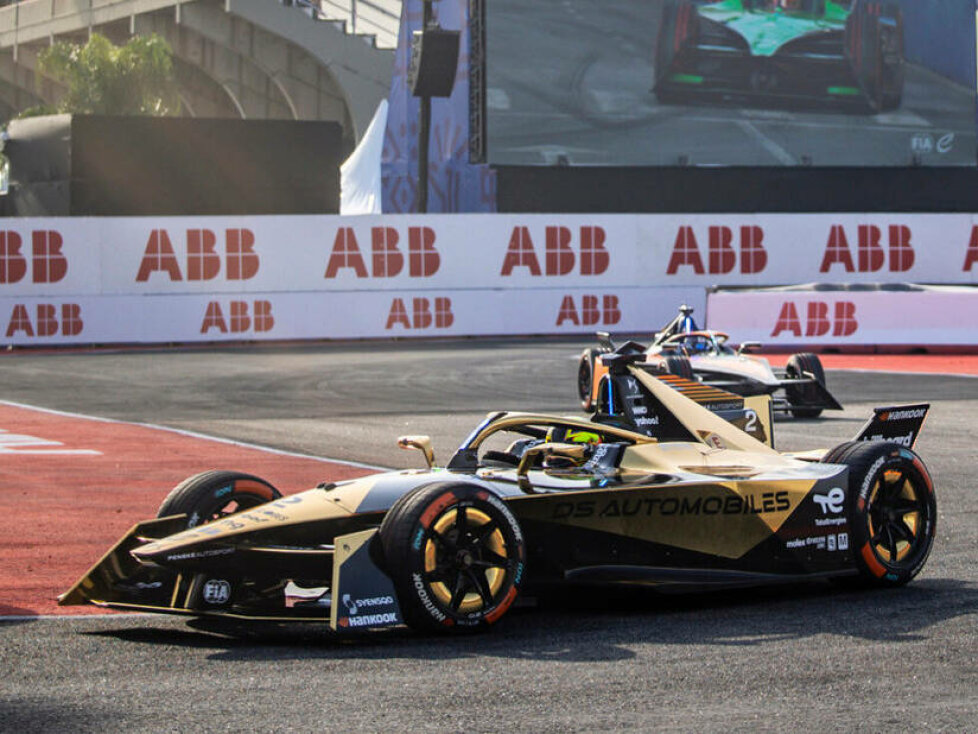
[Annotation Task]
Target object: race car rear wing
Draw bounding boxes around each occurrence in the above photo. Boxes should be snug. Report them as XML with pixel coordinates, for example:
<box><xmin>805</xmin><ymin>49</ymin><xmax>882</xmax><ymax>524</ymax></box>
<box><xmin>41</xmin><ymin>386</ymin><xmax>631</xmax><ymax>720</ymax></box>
<box><xmin>851</xmin><ymin>404</ymin><xmax>929</xmax><ymax>449</ymax></box>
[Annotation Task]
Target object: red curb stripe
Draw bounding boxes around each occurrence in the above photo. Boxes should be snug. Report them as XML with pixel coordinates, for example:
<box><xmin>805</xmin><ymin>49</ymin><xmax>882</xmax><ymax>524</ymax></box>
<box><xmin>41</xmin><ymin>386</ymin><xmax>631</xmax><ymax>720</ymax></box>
<box><xmin>0</xmin><ymin>402</ymin><xmax>374</xmax><ymax>618</ymax></box>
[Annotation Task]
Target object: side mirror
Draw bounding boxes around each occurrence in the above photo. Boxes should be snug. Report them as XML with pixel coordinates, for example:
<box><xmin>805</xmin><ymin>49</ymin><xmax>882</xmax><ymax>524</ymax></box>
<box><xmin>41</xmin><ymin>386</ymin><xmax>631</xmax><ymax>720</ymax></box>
<box><xmin>397</xmin><ymin>435</ymin><xmax>436</xmax><ymax>468</ymax></box>
<box><xmin>738</xmin><ymin>341</ymin><xmax>762</xmax><ymax>355</ymax></box>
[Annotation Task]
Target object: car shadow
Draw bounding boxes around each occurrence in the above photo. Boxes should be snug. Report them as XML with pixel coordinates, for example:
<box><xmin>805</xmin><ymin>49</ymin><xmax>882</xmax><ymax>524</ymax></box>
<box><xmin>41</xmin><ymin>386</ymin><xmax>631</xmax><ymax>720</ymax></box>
<box><xmin>83</xmin><ymin>577</ymin><xmax>977</xmax><ymax>663</ymax></box>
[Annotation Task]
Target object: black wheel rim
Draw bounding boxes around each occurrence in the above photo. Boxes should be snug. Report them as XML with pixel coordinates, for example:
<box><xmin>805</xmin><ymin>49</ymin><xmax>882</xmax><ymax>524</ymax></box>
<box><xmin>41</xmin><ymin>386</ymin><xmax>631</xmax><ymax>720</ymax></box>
<box><xmin>422</xmin><ymin>503</ymin><xmax>511</xmax><ymax>614</ymax></box>
<box><xmin>865</xmin><ymin>464</ymin><xmax>930</xmax><ymax>566</ymax></box>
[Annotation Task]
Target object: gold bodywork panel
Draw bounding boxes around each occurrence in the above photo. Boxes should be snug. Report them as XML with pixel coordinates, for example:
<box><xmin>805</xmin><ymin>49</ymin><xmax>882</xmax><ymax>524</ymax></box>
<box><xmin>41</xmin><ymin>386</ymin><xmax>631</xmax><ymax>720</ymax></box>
<box><xmin>132</xmin><ymin>479</ymin><xmax>381</xmax><ymax>559</ymax></box>
<box><xmin>511</xmin><ymin>478</ymin><xmax>816</xmax><ymax>559</ymax></box>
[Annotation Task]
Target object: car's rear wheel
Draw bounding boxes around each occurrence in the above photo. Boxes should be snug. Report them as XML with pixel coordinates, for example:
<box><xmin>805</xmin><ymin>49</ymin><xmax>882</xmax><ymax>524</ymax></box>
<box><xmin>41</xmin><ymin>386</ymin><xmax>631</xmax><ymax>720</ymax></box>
<box><xmin>785</xmin><ymin>352</ymin><xmax>825</xmax><ymax>418</ymax></box>
<box><xmin>379</xmin><ymin>482</ymin><xmax>525</xmax><ymax>633</ymax></box>
<box><xmin>663</xmin><ymin>354</ymin><xmax>694</xmax><ymax>381</ymax></box>
<box><xmin>578</xmin><ymin>348</ymin><xmax>600</xmax><ymax>411</ymax></box>
<box><xmin>823</xmin><ymin>441</ymin><xmax>936</xmax><ymax>587</ymax></box>
<box><xmin>157</xmin><ymin>470</ymin><xmax>281</xmax><ymax>529</ymax></box>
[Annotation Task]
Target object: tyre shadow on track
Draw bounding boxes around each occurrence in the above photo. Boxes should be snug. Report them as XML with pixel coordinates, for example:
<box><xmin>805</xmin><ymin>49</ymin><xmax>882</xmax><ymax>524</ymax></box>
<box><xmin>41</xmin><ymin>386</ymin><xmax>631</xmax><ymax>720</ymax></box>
<box><xmin>81</xmin><ymin>578</ymin><xmax>977</xmax><ymax>662</ymax></box>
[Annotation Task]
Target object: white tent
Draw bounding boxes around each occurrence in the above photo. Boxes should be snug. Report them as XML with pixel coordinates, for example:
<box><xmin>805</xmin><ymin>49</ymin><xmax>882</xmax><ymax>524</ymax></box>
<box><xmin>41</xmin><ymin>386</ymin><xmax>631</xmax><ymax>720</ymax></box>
<box><xmin>340</xmin><ymin>100</ymin><xmax>388</xmax><ymax>215</ymax></box>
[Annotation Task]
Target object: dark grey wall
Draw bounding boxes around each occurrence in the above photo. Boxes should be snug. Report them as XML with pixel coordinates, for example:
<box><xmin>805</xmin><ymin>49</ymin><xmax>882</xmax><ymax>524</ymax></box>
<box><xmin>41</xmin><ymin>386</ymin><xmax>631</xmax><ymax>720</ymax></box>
<box><xmin>3</xmin><ymin>115</ymin><xmax>344</xmax><ymax>216</ymax></box>
<box><xmin>495</xmin><ymin>166</ymin><xmax>978</xmax><ymax>213</ymax></box>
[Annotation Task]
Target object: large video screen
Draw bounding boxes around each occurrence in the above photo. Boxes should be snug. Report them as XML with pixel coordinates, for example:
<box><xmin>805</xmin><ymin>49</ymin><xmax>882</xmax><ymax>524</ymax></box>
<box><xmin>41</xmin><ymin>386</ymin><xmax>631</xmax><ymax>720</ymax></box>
<box><xmin>484</xmin><ymin>0</ymin><xmax>977</xmax><ymax>167</ymax></box>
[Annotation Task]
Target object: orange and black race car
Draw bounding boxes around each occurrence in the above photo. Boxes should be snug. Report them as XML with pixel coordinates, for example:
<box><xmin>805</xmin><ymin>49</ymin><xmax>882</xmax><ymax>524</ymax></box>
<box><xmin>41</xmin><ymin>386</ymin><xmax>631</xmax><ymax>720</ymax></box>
<box><xmin>61</xmin><ymin>358</ymin><xmax>935</xmax><ymax>634</ymax></box>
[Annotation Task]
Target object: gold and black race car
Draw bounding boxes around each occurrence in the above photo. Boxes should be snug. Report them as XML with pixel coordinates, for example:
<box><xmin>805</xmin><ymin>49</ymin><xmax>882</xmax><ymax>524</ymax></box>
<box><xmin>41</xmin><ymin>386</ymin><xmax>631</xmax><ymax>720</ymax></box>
<box><xmin>61</xmin><ymin>357</ymin><xmax>935</xmax><ymax>634</ymax></box>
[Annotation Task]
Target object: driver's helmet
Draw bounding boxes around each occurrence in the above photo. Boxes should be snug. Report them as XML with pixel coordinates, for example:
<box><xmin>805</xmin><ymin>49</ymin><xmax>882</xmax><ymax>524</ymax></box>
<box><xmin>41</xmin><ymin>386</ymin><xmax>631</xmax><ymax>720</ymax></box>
<box><xmin>546</xmin><ymin>426</ymin><xmax>601</xmax><ymax>445</ymax></box>
<box><xmin>686</xmin><ymin>334</ymin><xmax>710</xmax><ymax>352</ymax></box>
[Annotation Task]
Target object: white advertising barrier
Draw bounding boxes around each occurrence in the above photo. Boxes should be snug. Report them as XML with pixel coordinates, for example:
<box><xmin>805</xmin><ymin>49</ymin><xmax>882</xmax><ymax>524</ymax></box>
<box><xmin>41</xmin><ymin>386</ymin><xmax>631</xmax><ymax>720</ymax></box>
<box><xmin>706</xmin><ymin>286</ymin><xmax>978</xmax><ymax>347</ymax></box>
<box><xmin>0</xmin><ymin>287</ymin><xmax>705</xmax><ymax>346</ymax></box>
<box><xmin>2</xmin><ymin>213</ymin><xmax>978</xmax><ymax>298</ymax></box>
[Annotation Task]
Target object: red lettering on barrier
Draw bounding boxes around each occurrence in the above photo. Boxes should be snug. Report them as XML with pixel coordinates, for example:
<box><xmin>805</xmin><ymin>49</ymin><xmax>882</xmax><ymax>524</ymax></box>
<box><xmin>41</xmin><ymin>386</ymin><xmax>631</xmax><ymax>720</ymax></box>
<box><xmin>580</xmin><ymin>227</ymin><xmax>609</xmax><ymax>275</ymax></box>
<box><xmin>667</xmin><ymin>226</ymin><xmax>766</xmax><ymax>275</ymax></box>
<box><xmin>328</xmin><ymin>227</ymin><xmax>439</xmax><ymax>278</ymax></box>
<box><xmin>741</xmin><ymin>226</ymin><xmax>767</xmax><ymax>274</ymax></box>
<box><xmin>372</xmin><ymin>228</ymin><xmax>403</xmax><ymax>277</ymax></box>
<box><xmin>201</xmin><ymin>300</ymin><xmax>274</xmax><ymax>334</ymax></box>
<box><xmin>138</xmin><ymin>229</ymin><xmax>259</xmax><ymax>282</ymax></box>
<box><xmin>408</xmin><ymin>227</ymin><xmax>440</xmax><ymax>277</ymax></box>
<box><xmin>806</xmin><ymin>302</ymin><xmax>830</xmax><ymax>337</ymax></box>
<box><xmin>0</xmin><ymin>232</ymin><xmax>27</xmax><ymax>284</ymax></box>
<box><xmin>547</xmin><ymin>227</ymin><xmax>574</xmax><ymax>276</ymax></box>
<box><xmin>667</xmin><ymin>227</ymin><xmax>704</xmax><ymax>275</ymax></box>
<box><xmin>820</xmin><ymin>226</ymin><xmax>855</xmax><ymax>273</ymax></box>
<box><xmin>709</xmin><ymin>227</ymin><xmax>735</xmax><ymax>274</ymax></box>
<box><xmin>434</xmin><ymin>297</ymin><xmax>454</xmax><ymax>328</ymax></box>
<box><xmin>5</xmin><ymin>303</ymin><xmax>83</xmax><ymax>338</ymax></box>
<box><xmin>556</xmin><ymin>295</ymin><xmax>621</xmax><ymax>327</ymax></box>
<box><xmin>187</xmin><ymin>229</ymin><xmax>220</xmax><ymax>281</ymax></box>
<box><xmin>325</xmin><ymin>228</ymin><xmax>368</xmax><ymax>278</ymax></box>
<box><xmin>386</xmin><ymin>297</ymin><xmax>453</xmax><ymax>330</ymax></box>
<box><xmin>501</xmin><ymin>227</ymin><xmax>542</xmax><ymax>276</ymax></box>
<box><xmin>857</xmin><ymin>225</ymin><xmax>884</xmax><ymax>272</ymax></box>
<box><xmin>502</xmin><ymin>226</ymin><xmax>608</xmax><ymax>276</ymax></box>
<box><xmin>888</xmin><ymin>225</ymin><xmax>914</xmax><ymax>272</ymax></box>
<box><xmin>137</xmin><ymin>230</ymin><xmax>183</xmax><ymax>282</ymax></box>
<box><xmin>772</xmin><ymin>301</ymin><xmax>857</xmax><ymax>338</ymax></box>
<box><xmin>821</xmin><ymin>224</ymin><xmax>914</xmax><ymax>273</ymax></box>
<box><xmin>31</xmin><ymin>231</ymin><xmax>67</xmax><ymax>284</ymax></box>
<box><xmin>226</xmin><ymin>229</ymin><xmax>259</xmax><ymax>280</ymax></box>
<box><xmin>772</xmin><ymin>302</ymin><xmax>802</xmax><ymax>337</ymax></box>
<box><xmin>965</xmin><ymin>226</ymin><xmax>978</xmax><ymax>272</ymax></box>
<box><xmin>1</xmin><ymin>231</ymin><xmax>70</xmax><ymax>285</ymax></box>
<box><xmin>833</xmin><ymin>301</ymin><xmax>858</xmax><ymax>336</ymax></box>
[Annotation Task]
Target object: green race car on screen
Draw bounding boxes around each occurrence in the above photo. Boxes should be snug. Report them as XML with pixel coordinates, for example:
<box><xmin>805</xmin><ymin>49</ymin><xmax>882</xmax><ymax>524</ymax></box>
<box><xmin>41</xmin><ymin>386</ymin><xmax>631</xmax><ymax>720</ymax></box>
<box><xmin>654</xmin><ymin>0</ymin><xmax>904</xmax><ymax>111</ymax></box>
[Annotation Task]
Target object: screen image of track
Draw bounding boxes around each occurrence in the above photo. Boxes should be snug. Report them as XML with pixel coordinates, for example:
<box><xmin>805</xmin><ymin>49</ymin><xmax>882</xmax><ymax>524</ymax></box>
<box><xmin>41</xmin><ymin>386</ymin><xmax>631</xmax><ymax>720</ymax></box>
<box><xmin>484</xmin><ymin>0</ymin><xmax>977</xmax><ymax>167</ymax></box>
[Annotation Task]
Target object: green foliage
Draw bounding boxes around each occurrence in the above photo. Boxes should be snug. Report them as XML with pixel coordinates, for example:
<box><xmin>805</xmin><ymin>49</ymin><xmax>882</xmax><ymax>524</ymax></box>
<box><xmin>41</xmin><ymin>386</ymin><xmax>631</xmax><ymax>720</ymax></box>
<box><xmin>35</xmin><ymin>32</ymin><xmax>179</xmax><ymax>116</ymax></box>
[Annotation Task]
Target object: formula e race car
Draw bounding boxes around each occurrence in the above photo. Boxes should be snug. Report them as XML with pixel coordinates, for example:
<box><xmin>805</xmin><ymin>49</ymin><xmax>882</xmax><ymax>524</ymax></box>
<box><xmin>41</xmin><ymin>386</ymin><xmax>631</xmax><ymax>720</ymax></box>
<box><xmin>654</xmin><ymin>0</ymin><xmax>904</xmax><ymax>112</ymax></box>
<box><xmin>60</xmin><ymin>355</ymin><xmax>935</xmax><ymax>635</ymax></box>
<box><xmin>578</xmin><ymin>305</ymin><xmax>842</xmax><ymax>418</ymax></box>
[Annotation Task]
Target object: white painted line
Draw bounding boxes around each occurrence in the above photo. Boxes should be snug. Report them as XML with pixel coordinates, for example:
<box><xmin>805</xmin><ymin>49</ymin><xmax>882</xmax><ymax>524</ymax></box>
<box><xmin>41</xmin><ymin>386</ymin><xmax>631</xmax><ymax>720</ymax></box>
<box><xmin>736</xmin><ymin>120</ymin><xmax>797</xmax><ymax>165</ymax></box>
<box><xmin>0</xmin><ymin>399</ymin><xmax>389</xmax><ymax>471</ymax></box>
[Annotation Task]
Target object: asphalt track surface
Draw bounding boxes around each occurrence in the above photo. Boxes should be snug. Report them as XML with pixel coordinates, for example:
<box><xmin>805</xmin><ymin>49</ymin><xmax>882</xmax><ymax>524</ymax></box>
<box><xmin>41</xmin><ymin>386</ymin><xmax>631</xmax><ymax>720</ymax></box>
<box><xmin>1</xmin><ymin>339</ymin><xmax>977</xmax><ymax>732</ymax></box>
<box><xmin>486</xmin><ymin>0</ymin><xmax>977</xmax><ymax>166</ymax></box>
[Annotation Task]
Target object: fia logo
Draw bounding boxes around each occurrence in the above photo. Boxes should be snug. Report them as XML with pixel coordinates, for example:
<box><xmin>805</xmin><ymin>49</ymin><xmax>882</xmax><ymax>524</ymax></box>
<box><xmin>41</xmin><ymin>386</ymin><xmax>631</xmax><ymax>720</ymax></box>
<box><xmin>202</xmin><ymin>579</ymin><xmax>231</xmax><ymax>605</ymax></box>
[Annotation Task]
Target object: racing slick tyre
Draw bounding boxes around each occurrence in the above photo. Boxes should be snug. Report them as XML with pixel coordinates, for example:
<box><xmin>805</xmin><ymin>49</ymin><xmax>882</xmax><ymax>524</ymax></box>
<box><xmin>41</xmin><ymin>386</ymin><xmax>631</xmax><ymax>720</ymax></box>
<box><xmin>663</xmin><ymin>354</ymin><xmax>694</xmax><ymax>381</ymax></box>
<box><xmin>653</xmin><ymin>0</ymin><xmax>697</xmax><ymax>102</ymax></box>
<box><xmin>785</xmin><ymin>352</ymin><xmax>825</xmax><ymax>419</ymax></box>
<box><xmin>157</xmin><ymin>470</ymin><xmax>282</xmax><ymax>529</ymax></box>
<box><xmin>379</xmin><ymin>482</ymin><xmax>525</xmax><ymax>633</ymax></box>
<box><xmin>578</xmin><ymin>348</ymin><xmax>601</xmax><ymax>411</ymax></box>
<box><xmin>847</xmin><ymin>0</ymin><xmax>904</xmax><ymax>112</ymax></box>
<box><xmin>822</xmin><ymin>441</ymin><xmax>936</xmax><ymax>588</ymax></box>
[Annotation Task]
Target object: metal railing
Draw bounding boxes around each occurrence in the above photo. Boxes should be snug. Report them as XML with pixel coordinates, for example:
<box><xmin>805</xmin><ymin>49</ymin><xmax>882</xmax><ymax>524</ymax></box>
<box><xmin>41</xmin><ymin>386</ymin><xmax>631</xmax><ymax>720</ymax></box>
<box><xmin>288</xmin><ymin>0</ymin><xmax>401</xmax><ymax>49</ymax></box>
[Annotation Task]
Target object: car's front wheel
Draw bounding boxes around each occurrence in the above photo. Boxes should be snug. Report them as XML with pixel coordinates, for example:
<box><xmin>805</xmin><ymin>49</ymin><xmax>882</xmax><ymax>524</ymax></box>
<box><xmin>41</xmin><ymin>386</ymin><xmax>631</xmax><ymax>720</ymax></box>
<box><xmin>785</xmin><ymin>352</ymin><xmax>825</xmax><ymax>418</ymax></box>
<box><xmin>379</xmin><ymin>482</ymin><xmax>525</xmax><ymax>633</ymax></box>
<box><xmin>156</xmin><ymin>470</ymin><xmax>281</xmax><ymax>528</ymax></box>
